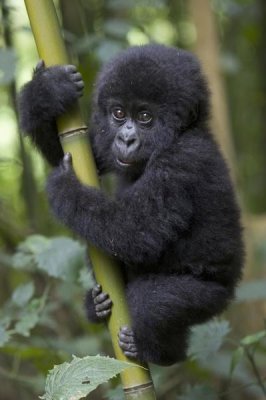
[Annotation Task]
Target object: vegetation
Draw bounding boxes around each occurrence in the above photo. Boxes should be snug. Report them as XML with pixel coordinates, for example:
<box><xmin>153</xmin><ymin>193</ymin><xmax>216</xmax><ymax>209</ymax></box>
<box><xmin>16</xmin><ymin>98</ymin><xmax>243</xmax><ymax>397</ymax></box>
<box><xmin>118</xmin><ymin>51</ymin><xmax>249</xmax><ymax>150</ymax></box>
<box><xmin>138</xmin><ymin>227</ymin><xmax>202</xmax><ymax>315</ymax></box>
<box><xmin>0</xmin><ymin>0</ymin><xmax>265</xmax><ymax>399</ymax></box>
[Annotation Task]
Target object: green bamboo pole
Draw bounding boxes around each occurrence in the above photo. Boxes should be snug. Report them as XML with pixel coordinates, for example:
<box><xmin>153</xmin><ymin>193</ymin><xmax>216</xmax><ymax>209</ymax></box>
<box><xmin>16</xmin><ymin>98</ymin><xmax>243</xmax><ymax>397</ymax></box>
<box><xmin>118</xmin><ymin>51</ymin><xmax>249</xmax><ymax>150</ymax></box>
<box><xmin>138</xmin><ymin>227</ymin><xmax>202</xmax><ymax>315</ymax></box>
<box><xmin>24</xmin><ymin>1</ymin><xmax>156</xmax><ymax>399</ymax></box>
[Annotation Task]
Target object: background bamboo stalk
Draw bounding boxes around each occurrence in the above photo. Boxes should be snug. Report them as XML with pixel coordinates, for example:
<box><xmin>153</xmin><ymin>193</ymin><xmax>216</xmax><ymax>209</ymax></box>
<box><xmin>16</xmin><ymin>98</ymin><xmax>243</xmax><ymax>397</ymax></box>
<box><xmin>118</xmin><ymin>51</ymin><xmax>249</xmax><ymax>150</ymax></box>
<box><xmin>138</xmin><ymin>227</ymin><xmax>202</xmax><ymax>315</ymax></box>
<box><xmin>23</xmin><ymin>0</ymin><xmax>156</xmax><ymax>398</ymax></box>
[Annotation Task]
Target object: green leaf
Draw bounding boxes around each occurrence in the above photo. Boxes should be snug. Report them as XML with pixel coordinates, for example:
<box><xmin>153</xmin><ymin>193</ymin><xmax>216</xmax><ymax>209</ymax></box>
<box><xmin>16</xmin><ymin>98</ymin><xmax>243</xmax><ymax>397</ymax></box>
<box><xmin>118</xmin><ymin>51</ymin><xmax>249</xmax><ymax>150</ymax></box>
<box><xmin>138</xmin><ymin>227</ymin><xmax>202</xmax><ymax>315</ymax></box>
<box><xmin>177</xmin><ymin>384</ymin><xmax>218</xmax><ymax>400</ymax></box>
<box><xmin>14</xmin><ymin>313</ymin><xmax>40</xmax><ymax>337</ymax></box>
<box><xmin>78</xmin><ymin>267</ymin><xmax>94</xmax><ymax>290</ymax></box>
<box><xmin>0</xmin><ymin>325</ymin><xmax>11</xmax><ymax>347</ymax></box>
<box><xmin>12</xmin><ymin>282</ymin><xmax>35</xmax><ymax>307</ymax></box>
<box><xmin>230</xmin><ymin>346</ymin><xmax>244</xmax><ymax>376</ymax></box>
<box><xmin>0</xmin><ymin>316</ymin><xmax>11</xmax><ymax>328</ymax></box>
<box><xmin>188</xmin><ymin>319</ymin><xmax>231</xmax><ymax>361</ymax></box>
<box><xmin>40</xmin><ymin>355</ymin><xmax>132</xmax><ymax>400</ymax></box>
<box><xmin>12</xmin><ymin>251</ymin><xmax>35</xmax><ymax>271</ymax></box>
<box><xmin>18</xmin><ymin>234</ymin><xmax>50</xmax><ymax>254</ymax></box>
<box><xmin>36</xmin><ymin>238</ymin><xmax>86</xmax><ymax>281</ymax></box>
<box><xmin>12</xmin><ymin>235</ymin><xmax>49</xmax><ymax>271</ymax></box>
<box><xmin>14</xmin><ymin>297</ymin><xmax>46</xmax><ymax>337</ymax></box>
<box><xmin>241</xmin><ymin>330</ymin><xmax>266</xmax><ymax>346</ymax></box>
<box><xmin>236</xmin><ymin>280</ymin><xmax>266</xmax><ymax>302</ymax></box>
<box><xmin>12</xmin><ymin>235</ymin><xmax>87</xmax><ymax>282</ymax></box>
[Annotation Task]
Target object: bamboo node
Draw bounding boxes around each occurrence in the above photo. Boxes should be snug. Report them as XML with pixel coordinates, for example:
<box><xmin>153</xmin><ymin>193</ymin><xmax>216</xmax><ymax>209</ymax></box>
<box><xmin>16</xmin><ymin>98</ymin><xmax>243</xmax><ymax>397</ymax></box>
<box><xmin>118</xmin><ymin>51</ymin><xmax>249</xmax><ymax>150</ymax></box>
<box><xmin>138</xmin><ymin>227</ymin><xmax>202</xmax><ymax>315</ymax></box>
<box><xmin>123</xmin><ymin>381</ymin><xmax>155</xmax><ymax>394</ymax></box>
<box><xmin>59</xmin><ymin>126</ymin><xmax>88</xmax><ymax>138</ymax></box>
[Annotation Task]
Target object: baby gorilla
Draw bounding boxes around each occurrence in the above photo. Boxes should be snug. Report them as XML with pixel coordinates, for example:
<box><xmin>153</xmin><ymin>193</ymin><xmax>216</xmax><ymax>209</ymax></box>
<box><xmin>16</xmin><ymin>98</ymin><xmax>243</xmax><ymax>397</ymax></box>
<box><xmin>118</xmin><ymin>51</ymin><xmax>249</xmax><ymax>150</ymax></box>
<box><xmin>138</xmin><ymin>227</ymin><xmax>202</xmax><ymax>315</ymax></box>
<box><xmin>19</xmin><ymin>44</ymin><xmax>244</xmax><ymax>365</ymax></box>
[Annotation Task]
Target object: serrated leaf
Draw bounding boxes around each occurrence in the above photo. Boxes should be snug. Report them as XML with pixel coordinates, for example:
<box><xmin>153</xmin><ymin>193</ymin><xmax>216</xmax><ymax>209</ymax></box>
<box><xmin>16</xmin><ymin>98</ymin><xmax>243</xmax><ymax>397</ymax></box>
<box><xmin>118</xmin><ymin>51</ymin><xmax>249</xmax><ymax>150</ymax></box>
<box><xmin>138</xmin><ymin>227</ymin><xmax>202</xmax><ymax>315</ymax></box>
<box><xmin>12</xmin><ymin>282</ymin><xmax>35</xmax><ymax>307</ymax></box>
<box><xmin>188</xmin><ymin>319</ymin><xmax>231</xmax><ymax>361</ymax></box>
<box><xmin>236</xmin><ymin>280</ymin><xmax>266</xmax><ymax>302</ymax></box>
<box><xmin>0</xmin><ymin>325</ymin><xmax>11</xmax><ymax>347</ymax></box>
<box><xmin>230</xmin><ymin>346</ymin><xmax>244</xmax><ymax>376</ymax></box>
<box><xmin>40</xmin><ymin>355</ymin><xmax>133</xmax><ymax>400</ymax></box>
<box><xmin>13</xmin><ymin>235</ymin><xmax>87</xmax><ymax>282</ymax></box>
<box><xmin>36</xmin><ymin>238</ymin><xmax>86</xmax><ymax>281</ymax></box>
<box><xmin>177</xmin><ymin>384</ymin><xmax>218</xmax><ymax>400</ymax></box>
<box><xmin>241</xmin><ymin>330</ymin><xmax>266</xmax><ymax>346</ymax></box>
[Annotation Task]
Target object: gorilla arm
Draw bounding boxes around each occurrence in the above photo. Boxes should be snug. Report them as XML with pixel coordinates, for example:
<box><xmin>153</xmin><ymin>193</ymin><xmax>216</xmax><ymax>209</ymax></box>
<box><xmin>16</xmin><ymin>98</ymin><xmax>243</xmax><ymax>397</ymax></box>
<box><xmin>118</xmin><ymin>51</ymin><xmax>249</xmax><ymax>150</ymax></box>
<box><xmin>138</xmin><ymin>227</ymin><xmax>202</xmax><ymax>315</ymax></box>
<box><xmin>18</xmin><ymin>63</ymin><xmax>85</xmax><ymax>167</ymax></box>
<box><xmin>46</xmin><ymin>154</ymin><xmax>193</xmax><ymax>265</ymax></box>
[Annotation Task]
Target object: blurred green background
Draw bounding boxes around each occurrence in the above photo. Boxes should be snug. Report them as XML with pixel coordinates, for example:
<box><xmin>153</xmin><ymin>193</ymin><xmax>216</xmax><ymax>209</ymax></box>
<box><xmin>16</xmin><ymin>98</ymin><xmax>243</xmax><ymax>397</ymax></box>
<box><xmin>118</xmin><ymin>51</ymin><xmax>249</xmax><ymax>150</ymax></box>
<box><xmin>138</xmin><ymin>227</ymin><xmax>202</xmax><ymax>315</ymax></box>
<box><xmin>0</xmin><ymin>0</ymin><xmax>265</xmax><ymax>399</ymax></box>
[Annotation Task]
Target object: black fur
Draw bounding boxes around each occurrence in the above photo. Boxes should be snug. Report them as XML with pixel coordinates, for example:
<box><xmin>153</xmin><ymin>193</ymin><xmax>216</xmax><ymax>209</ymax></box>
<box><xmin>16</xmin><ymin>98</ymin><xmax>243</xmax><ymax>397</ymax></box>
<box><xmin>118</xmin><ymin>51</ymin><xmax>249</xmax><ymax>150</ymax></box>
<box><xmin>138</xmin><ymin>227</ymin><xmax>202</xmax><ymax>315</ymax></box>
<box><xmin>18</xmin><ymin>44</ymin><xmax>244</xmax><ymax>365</ymax></box>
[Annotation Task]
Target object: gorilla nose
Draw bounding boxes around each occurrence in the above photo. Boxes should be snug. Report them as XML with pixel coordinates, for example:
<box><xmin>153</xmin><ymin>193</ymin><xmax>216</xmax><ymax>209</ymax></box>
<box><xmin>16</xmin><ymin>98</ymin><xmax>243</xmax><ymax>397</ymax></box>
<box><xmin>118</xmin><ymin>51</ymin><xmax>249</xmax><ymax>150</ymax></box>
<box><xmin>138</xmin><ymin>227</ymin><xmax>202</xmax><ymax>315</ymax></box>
<box><xmin>117</xmin><ymin>130</ymin><xmax>140</xmax><ymax>154</ymax></box>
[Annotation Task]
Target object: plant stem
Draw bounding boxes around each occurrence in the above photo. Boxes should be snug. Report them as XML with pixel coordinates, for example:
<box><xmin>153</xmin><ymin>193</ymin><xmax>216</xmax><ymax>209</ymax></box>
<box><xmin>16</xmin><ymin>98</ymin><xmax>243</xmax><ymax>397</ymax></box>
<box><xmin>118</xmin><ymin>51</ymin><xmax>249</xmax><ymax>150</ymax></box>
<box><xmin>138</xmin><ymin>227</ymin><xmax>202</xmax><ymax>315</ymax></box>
<box><xmin>23</xmin><ymin>1</ymin><xmax>156</xmax><ymax>398</ymax></box>
<box><xmin>245</xmin><ymin>347</ymin><xmax>266</xmax><ymax>396</ymax></box>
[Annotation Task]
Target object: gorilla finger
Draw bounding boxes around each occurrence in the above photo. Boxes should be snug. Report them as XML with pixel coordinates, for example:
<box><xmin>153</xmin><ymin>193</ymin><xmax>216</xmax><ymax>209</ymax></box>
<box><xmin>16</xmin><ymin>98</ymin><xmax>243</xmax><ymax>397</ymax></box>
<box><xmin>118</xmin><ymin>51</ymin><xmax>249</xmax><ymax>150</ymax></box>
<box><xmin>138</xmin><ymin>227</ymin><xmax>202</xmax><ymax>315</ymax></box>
<box><xmin>64</xmin><ymin>65</ymin><xmax>77</xmax><ymax>74</ymax></box>
<box><xmin>124</xmin><ymin>351</ymin><xmax>138</xmax><ymax>359</ymax></box>
<box><xmin>75</xmin><ymin>81</ymin><xmax>85</xmax><ymax>90</ymax></box>
<box><xmin>97</xmin><ymin>309</ymin><xmax>111</xmax><ymax>318</ymax></box>
<box><xmin>92</xmin><ymin>284</ymin><xmax>102</xmax><ymax>298</ymax></box>
<box><xmin>94</xmin><ymin>292</ymin><xmax>108</xmax><ymax>304</ymax></box>
<box><xmin>71</xmin><ymin>72</ymin><xmax>83</xmax><ymax>81</ymax></box>
<box><xmin>119</xmin><ymin>340</ymin><xmax>137</xmax><ymax>352</ymax></box>
<box><xmin>62</xmin><ymin>152</ymin><xmax>73</xmax><ymax>171</ymax></box>
<box><xmin>120</xmin><ymin>326</ymin><xmax>134</xmax><ymax>337</ymax></box>
<box><xmin>95</xmin><ymin>299</ymin><xmax>112</xmax><ymax>312</ymax></box>
<box><xmin>119</xmin><ymin>332</ymin><xmax>135</xmax><ymax>344</ymax></box>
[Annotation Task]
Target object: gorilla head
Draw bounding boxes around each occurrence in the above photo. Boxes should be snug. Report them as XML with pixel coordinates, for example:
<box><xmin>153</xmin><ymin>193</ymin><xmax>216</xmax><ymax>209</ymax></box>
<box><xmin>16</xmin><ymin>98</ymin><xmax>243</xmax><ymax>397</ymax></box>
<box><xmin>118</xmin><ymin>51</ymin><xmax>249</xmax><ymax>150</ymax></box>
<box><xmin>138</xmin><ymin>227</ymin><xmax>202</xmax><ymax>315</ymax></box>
<box><xmin>90</xmin><ymin>44</ymin><xmax>210</xmax><ymax>176</ymax></box>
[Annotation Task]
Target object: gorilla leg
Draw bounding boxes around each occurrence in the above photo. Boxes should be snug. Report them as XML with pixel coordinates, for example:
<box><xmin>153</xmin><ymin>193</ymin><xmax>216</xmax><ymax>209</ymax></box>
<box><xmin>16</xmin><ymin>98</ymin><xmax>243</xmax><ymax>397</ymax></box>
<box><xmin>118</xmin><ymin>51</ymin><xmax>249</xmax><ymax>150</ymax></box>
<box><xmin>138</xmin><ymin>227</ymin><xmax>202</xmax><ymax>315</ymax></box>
<box><xmin>126</xmin><ymin>274</ymin><xmax>232</xmax><ymax>365</ymax></box>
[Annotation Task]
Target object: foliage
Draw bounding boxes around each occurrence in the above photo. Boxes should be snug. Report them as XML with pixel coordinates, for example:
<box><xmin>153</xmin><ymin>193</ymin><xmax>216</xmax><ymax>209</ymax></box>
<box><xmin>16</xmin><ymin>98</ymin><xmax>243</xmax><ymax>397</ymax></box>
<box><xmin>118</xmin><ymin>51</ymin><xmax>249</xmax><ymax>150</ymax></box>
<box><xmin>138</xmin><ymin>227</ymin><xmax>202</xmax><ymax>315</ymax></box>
<box><xmin>12</xmin><ymin>235</ymin><xmax>90</xmax><ymax>285</ymax></box>
<box><xmin>41</xmin><ymin>355</ymin><xmax>132</xmax><ymax>400</ymax></box>
<box><xmin>1</xmin><ymin>234</ymin><xmax>266</xmax><ymax>399</ymax></box>
<box><xmin>188</xmin><ymin>320</ymin><xmax>231</xmax><ymax>362</ymax></box>
<box><xmin>0</xmin><ymin>236</ymin><xmax>91</xmax><ymax>349</ymax></box>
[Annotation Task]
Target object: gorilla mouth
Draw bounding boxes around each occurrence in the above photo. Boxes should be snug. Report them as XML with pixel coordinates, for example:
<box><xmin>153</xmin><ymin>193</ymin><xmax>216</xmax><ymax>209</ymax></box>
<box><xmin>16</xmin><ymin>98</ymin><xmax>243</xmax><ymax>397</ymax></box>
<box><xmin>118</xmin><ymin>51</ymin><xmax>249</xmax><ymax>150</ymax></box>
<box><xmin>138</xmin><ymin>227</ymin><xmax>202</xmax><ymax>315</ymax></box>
<box><xmin>116</xmin><ymin>157</ymin><xmax>134</xmax><ymax>167</ymax></box>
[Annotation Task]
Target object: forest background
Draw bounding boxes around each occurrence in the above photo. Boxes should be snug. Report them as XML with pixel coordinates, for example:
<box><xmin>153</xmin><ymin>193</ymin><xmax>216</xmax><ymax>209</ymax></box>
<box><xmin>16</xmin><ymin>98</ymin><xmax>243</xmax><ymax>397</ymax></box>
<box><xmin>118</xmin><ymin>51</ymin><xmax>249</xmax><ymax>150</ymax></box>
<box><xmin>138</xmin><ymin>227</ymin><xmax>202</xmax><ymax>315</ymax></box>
<box><xmin>0</xmin><ymin>0</ymin><xmax>265</xmax><ymax>399</ymax></box>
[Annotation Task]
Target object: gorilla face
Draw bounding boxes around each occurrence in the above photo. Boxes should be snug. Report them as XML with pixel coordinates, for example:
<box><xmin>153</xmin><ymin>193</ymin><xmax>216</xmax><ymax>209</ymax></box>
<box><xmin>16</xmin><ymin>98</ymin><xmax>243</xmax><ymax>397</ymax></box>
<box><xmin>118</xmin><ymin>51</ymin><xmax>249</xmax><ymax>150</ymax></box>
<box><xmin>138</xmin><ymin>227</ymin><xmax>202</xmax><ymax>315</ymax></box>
<box><xmin>109</xmin><ymin>100</ymin><xmax>154</xmax><ymax>169</ymax></box>
<box><xmin>90</xmin><ymin>44</ymin><xmax>210</xmax><ymax>176</ymax></box>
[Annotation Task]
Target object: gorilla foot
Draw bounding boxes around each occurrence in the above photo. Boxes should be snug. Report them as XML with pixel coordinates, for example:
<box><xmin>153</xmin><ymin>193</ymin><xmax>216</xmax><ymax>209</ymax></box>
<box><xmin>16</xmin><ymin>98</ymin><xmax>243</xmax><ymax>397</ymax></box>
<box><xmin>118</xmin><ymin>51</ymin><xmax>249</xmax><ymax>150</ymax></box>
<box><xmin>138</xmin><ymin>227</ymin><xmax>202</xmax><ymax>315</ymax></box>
<box><xmin>118</xmin><ymin>326</ymin><xmax>139</xmax><ymax>359</ymax></box>
<box><xmin>92</xmin><ymin>284</ymin><xmax>112</xmax><ymax>319</ymax></box>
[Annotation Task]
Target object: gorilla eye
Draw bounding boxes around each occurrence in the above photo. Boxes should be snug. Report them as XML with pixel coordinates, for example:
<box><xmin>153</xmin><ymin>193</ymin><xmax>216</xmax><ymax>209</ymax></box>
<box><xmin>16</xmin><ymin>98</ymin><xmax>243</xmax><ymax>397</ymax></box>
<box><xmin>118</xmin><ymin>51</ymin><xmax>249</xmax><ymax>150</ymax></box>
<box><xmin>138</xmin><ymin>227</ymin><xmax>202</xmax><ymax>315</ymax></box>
<box><xmin>112</xmin><ymin>107</ymin><xmax>126</xmax><ymax>121</ymax></box>
<box><xmin>137</xmin><ymin>111</ymin><xmax>152</xmax><ymax>124</ymax></box>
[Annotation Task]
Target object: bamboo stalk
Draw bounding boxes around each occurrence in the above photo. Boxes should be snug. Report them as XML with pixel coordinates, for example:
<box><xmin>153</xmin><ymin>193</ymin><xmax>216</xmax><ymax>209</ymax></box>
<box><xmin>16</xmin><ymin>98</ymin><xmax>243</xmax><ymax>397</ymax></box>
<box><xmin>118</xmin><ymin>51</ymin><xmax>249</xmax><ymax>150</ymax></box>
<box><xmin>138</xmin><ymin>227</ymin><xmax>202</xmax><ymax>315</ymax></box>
<box><xmin>23</xmin><ymin>1</ymin><xmax>156</xmax><ymax>398</ymax></box>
